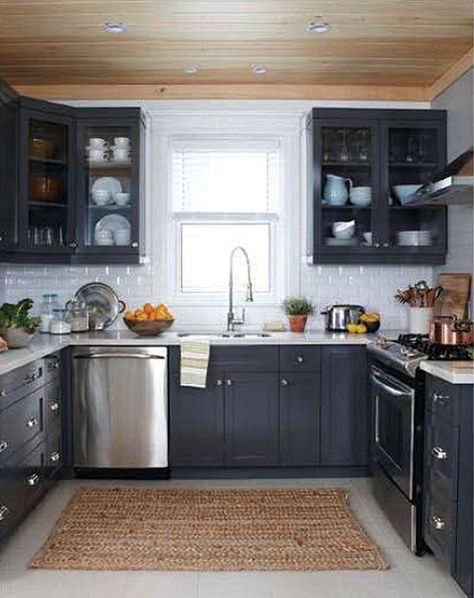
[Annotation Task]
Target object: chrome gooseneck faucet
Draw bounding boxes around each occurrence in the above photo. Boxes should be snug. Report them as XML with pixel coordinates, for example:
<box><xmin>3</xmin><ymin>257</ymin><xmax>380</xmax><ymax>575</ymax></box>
<box><xmin>227</xmin><ymin>246</ymin><xmax>254</xmax><ymax>331</ymax></box>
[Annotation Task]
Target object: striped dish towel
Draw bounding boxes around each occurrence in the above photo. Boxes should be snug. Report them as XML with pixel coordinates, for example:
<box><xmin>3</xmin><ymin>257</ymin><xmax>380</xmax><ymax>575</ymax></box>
<box><xmin>180</xmin><ymin>339</ymin><xmax>211</xmax><ymax>388</ymax></box>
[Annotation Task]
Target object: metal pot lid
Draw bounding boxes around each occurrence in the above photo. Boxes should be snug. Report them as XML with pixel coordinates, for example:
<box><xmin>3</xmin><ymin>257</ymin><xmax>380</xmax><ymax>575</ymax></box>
<box><xmin>73</xmin><ymin>283</ymin><xmax>126</xmax><ymax>329</ymax></box>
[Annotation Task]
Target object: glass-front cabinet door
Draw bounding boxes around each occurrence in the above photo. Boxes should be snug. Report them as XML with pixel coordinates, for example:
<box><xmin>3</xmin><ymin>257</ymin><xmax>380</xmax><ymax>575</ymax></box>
<box><xmin>381</xmin><ymin>120</ymin><xmax>447</xmax><ymax>258</ymax></box>
<box><xmin>314</xmin><ymin>117</ymin><xmax>381</xmax><ymax>261</ymax></box>
<box><xmin>75</xmin><ymin>110</ymin><xmax>143</xmax><ymax>263</ymax></box>
<box><xmin>19</xmin><ymin>104</ymin><xmax>75</xmax><ymax>258</ymax></box>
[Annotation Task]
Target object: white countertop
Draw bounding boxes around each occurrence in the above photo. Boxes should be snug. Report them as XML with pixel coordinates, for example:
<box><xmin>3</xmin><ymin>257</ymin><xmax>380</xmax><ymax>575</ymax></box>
<box><xmin>420</xmin><ymin>361</ymin><xmax>474</xmax><ymax>386</ymax></box>
<box><xmin>0</xmin><ymin>328</ymin><xmax>384</xmax><ymax>377</ymax></box>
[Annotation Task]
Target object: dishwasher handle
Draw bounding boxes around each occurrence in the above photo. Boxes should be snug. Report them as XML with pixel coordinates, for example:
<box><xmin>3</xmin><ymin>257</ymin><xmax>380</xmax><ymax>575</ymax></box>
<box><xmin>74</xmin><ymin>353</ymin><xmax>165</xmax><ymax>360</ymax></box>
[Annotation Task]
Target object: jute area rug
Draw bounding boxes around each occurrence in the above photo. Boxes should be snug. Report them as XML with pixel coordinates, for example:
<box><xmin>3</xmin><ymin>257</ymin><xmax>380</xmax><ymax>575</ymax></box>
<box><xmin>30</xmin><ymin>487</ymin><xmax>388</xmax><ymax>571</ymax></box>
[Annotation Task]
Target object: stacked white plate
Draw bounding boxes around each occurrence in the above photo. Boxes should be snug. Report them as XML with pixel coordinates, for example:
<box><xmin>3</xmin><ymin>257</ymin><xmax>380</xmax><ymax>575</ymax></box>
<box><xmin>396</xmin><ymin>230</ymin><xmax>432</xmax><ymax>246</ymax></box>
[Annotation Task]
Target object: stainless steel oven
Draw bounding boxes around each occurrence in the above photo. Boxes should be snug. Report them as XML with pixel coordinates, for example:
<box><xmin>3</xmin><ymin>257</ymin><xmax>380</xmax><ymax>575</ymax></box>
<box><xmin>371</xmin><ymin>366</ymin><xmax>415</xmax><ymax>499</ymax></box>
<box><xmin>368</xmin><ymin>358</ymin><xmax>425</xmax><ymax>554</ymax></box>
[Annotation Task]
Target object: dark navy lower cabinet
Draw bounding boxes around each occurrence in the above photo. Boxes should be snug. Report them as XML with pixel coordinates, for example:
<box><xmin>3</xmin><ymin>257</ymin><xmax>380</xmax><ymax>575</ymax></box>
<box><xmin>169</xmin><ymin>373</ymin><xmax>225</xmax><ymax>467</ymax></box>
<box><xmin>423</xmin><ymin>374</ymin><xmax>473</xmax><ymax>597</ymax></box>
<box><xmin>320</xmin><ymin>346</ymin><xmax>369</xmax><ymax>467</ymax></box>
<box><xmin>280</xmin><ymin>373</ymin><xmax>320</xmax><ymax>466</ymax></box>
<box><xmin>224</xmin><ymin>372</ymin><xmax>279</xmax><ymax>466</ymax></box>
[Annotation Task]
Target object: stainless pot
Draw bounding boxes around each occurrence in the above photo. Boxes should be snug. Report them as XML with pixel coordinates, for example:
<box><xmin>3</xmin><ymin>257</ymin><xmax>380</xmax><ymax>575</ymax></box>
<box><xmin>429</xmin><ymin>316</ymin><xmax>473</xmax><ymax>346</ymax></box>
<box><xmin>321</xmin><ymin>304</ymin><xmax>365</xmax><ymax>332</ymax></box>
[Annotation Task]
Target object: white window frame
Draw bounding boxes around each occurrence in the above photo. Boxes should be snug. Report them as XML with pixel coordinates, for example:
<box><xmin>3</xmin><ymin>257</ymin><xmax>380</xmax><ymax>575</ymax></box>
<box><xmin>150</xmin><ymin>111</ymin><xmax>302</xmax><ymax>307</ymax></box>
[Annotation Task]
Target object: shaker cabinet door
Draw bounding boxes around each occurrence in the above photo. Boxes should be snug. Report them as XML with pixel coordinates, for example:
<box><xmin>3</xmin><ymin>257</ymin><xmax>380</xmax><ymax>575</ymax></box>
<box><xmin>320</xmin><ymin>346</ymin><xmax>368</xmax><ymax>467</ymax></box>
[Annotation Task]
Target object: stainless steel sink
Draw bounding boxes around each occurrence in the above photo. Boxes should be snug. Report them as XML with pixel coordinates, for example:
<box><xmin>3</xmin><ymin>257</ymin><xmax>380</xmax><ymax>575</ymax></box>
<box><xmin>176</xmin><ymin>332</ymin><xmax>271</xmax><ymax>339</ymax></box>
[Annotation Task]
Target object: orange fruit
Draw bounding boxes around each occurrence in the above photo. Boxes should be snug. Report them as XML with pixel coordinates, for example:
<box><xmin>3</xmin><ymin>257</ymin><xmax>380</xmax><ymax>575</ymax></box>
<box><xmin>143</xmin><ymin>303</ymin><xmax>154</xmax><ymax>315</ymax></box>
<box><xmin>124</xmin><ymin>310</ymin><xmax>134</xmax><ymax>320</ymax></box>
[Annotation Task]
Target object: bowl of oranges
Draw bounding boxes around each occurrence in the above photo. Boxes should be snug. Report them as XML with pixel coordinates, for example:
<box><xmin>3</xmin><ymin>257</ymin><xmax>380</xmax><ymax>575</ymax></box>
<box><xmin>123</xmin><ymin>303</ymin><xmax>174</xmax><ymax>336</ymax></box>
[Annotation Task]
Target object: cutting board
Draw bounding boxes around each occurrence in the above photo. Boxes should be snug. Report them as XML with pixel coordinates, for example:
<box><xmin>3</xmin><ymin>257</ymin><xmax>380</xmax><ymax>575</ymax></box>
<box><xmin>434</xmin><ymin>273</ymin><xmax>472</xmax><ymax>318</ymax></box>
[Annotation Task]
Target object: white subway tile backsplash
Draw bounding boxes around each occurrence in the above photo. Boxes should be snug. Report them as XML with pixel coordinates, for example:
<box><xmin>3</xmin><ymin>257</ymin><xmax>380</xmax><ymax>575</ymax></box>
<box><xmin>1</xmin><ymin>260</ymin><xmax>431</xmax><ymax>331</ymax></box>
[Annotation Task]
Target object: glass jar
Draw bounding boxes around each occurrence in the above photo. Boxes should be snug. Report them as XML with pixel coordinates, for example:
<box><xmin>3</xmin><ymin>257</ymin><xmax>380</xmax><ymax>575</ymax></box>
<box><xmin>49</xmin><ymin>308</ymin><xmax>72</xmax><ymax>335</ymax></box>
<box><xmin>66</xmin><ymin>299</ymin><xmax>89</xmax><ymax>332</ymax></box>
<box><xmin>39</xmin><ymin>294</ymin><xmax>60</xmax><ymax>333</ymax></box>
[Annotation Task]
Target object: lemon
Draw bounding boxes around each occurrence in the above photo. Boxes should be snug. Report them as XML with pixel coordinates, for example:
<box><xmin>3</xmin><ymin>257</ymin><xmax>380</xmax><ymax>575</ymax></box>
<box><xmin>356</xmin><ymin>324</ymin><xmax>367</xmax><ymax>334</ymax></box>
<box><xmin>346</xmin><ymin>324</ymin><xmax>359</xmax><ymax>333</ymax></box>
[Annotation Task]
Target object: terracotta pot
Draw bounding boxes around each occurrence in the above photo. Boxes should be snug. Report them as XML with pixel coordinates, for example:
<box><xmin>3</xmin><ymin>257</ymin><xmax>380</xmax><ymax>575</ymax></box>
<box><xmin>288</xmin><ymin>314</ymin><xmax>308</xmax><ymax>333</ymax></box>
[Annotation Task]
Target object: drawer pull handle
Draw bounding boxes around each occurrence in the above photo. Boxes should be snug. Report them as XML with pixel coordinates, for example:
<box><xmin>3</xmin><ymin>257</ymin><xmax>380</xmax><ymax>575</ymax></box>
<box><xmin>0</xmin><ymin>441</ymin><xmax>8</xmax><ymax>453</ymax></box>
<box><xmin>50</xmin><ymin>452</ymin><xmax>61</xmax><ymax>463</ymax></box>
<box><xmin>296</xmin><ymin>356</ymin><xmax>304</xmax><ymax>363</ymax></box>
<box><xmin>50</xmin><ymin>402</ymin><xmax>60</xmax><ymax>412</ymax></box>
<box><xmin>26</xmin><ymin>417</ymin><xmax>39</xmax><ymax>428</ymax></box>
<box><xmin>0</xmin><ymin>505</ymin><xmax>10</xmax><ymax>521</ymax></box>
<box><xmin>216</xmin><ymin>379</ymin><xmax>223</xmax><ymax>386</ymax></box>
<box><xmin>27</xmin><ymin>473</ymin><xmax>40</xmax><ymax>487</ymax></box>
<box><xmin>430</xmin><ymin>515</ymin><xmax>445</xmax><ymax>531</ymax></box>
<box><xmin>433</xmin><ymin>392</ymin><xmax>449</xmax><ymax>405</ymax></box>
<box><xmin>281</xmin><ymin>379</ymin><xmax>289</xmax><ymax>386</ymax></box>
<box><xmin>431</xmin><ymin>446</ymin><xmax>448</xmax><ymax>460</ymax></box>
<box><xmin>0</xmin><ymin>390</ymin><xmax>6</xmax><ymax>398</ymax></box>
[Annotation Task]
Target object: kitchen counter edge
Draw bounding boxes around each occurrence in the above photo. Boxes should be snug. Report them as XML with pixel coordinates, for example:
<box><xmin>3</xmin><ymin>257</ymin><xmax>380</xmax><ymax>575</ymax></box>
<box><xmin>420</xmin><ymin>361</ymin><xmax>474</xmax><ymax>386</ymax></box>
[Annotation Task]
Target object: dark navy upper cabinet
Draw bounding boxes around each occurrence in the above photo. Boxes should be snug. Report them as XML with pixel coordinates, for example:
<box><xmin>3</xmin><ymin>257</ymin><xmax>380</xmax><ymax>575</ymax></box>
<box><xmin>312</xmin><ymin>108</ymin><xmax>447</xmax><ymax>265</ymax></box>
<box><xmin>320</xmin><ymin>345</ymin><xmax>369</xmax><ymax>467</ymax></box>
<box><xmin>224</xmin><ymin>372</ymin><xmax>279</xmax><ymax>467</ymax></box>
<box><xmin>0</xmin><ymin>78</ymin><xmax>146</xmax><ymax>265</ymax></box>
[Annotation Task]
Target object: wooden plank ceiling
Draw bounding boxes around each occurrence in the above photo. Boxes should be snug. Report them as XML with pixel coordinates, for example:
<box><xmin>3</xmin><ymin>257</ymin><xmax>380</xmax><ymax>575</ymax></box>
<box><xmin>0</xmin><ymin>0</ymin><xmax>472</xmax><ymax>100</ymax></box>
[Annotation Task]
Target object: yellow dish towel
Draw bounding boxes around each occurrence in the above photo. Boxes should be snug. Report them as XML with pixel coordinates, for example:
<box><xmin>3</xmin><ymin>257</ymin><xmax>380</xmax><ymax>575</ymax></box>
<box><xmin>180</xmin><ymin>339</ymin><xmax>211</xmax><ymax>388</ymax></box>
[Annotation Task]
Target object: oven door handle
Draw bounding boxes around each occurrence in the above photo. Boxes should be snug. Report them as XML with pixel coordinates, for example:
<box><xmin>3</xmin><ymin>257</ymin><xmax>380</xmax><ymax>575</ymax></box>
<box><xmin>370</xmin><ymin>367</ymin><xmax>413</xmax><ymax>397</ymax></box>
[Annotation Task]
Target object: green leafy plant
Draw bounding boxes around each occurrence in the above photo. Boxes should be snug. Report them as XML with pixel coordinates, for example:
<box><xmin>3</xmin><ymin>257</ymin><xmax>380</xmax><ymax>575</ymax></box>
<box><xmin>0</xmin><ymin>298</ymin><xmax>40</xmax><ymax>332</ymax></box>
<box><xmin>282</xmin><ymin>297</ymin><xmax>314</xmax><ymax>316</ymax></box>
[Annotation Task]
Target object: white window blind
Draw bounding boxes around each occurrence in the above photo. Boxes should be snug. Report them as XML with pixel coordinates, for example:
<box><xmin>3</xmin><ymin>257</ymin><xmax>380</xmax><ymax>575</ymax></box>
<box><xmin>172</xmin><ymin>140</ymin><xmax>280</xmax><ymax>213</ymax></box>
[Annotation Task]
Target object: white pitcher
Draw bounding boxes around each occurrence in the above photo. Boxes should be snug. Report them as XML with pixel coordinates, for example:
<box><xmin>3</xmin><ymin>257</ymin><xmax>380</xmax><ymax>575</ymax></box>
<box><xmin>324</xmin><ymin>174</ymin><xmax>352</xmax><ymax>206</ymax></box>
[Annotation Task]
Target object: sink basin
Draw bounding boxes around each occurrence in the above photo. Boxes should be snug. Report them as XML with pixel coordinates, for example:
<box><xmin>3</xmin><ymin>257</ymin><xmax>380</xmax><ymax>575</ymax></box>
<box><xmin>176</xmin><ymin>332</ymin><xmax>272</xmax><ymax>339</ymax></box>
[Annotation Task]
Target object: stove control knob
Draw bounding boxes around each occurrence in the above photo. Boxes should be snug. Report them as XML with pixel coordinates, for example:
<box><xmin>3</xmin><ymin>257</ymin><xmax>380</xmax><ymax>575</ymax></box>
<box><xmin>430</xmin><ymin>515</ymin><xmax>445</xmax><ymax>531</ymax></box>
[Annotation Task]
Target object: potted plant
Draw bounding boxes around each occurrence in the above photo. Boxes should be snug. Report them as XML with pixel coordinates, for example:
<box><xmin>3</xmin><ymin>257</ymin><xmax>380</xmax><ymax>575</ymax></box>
<box><xmin>282</xmin><ymin>297</ymin><xmax>314</xmax><ymax>333</ymax></box>
<box><xmin>0</xmin><ymin>298</ymin><xmax>40</xmax><ymax>349</ymax></box>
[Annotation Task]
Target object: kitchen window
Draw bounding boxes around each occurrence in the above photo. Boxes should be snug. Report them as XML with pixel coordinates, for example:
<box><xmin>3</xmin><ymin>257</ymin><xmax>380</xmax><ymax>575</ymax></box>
<box><xmin>169</xmin><ymin>138</ymin><xmax>284</xmax><ymax>303</ymax></box>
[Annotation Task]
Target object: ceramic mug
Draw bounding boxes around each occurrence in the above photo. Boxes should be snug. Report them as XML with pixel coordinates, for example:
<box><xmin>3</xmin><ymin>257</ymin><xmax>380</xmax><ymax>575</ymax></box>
<box><xmin>88</xmin><ymin>148</ymin><xmax>108</xmax><ymax>162</ymax></box>
<box><xmin>114</xmin><ymin>137</ymin><xmax>131</xmax><ymax>148</ymax></box>
<box><xmin>95</xmin><ymin>230</ymin><xmax>114</xmax><ymax>246</ymax></box>
<box><xmin>113</xmin><ymin>228</ymin><xmax>131</xmax><ymax>246</ymax></box>
<box><xmin>112</xmin><ymin>148</ymin><xmax>130</xmax><ymax>162</ymax></box>
<box><xmin>89</xmin><ymin>138</ymin><xmax>108</xmax><ymax>149</ymax></box>
<box><xmin>114</xmin><ymin>192</ymin><xmax>130</xmax><ymax>206</ymax></box>
<box><xmin>92</xmin><ymin>189</ymin><xmax>111</xmax><ymax>205</ymax></box>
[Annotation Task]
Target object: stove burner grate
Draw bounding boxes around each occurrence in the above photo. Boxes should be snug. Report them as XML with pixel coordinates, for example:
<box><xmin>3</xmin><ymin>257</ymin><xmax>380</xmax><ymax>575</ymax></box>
<box><xmin>397</xmin><ymin>334</ymin><xmax>472</xmax><ymax>361</ymax></box>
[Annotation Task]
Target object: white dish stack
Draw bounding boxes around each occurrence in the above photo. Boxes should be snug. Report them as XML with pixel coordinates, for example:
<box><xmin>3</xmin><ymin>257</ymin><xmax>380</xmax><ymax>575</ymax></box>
<box><xmin>396</xmin><ymin>230</ymin><xmax>433</xmax><ymax>246</ymax></box>
<box><xmin>111</xmin><ymin>137</ymin><xmax>131</xmax><ymax>164</ymax></box>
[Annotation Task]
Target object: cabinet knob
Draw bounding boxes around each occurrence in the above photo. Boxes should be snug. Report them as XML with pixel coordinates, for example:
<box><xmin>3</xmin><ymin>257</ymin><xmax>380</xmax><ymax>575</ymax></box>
<box><xmin>27</xmin><ymin>473</ymin><xmax>40</xmax><ymax>487</ymax></box>
<box><xmin>0</xmin><ymin>441</ymin><xmax>8</xmax><ymax>453</ymax></box>
<box><xmin>131</xmin><ymin>241</ymin><xmax>139</xmax><ymax>249</ymax></box>
<box><xmin>25</xmin><ymin>417</ymin><xmax>39</xmax><ymax>429</ymax></box>
<box><xmin>69</xmin><ymin>241</ymin><xmax>78</xmax><ymax>249</ymax></box>
<box><xmin>433</xmin><ymin>392</ymin><xmax>449</xmax><ymax>405</ymax></box>
<box><xmin>281</xmin><ymin>379</ymin><xmax>289</xmax><ymax>386</ymax></box>
<box><xmin>52</xmin><ymin>362</ymin><xmax>60</xmax><ymax>370</ymax></box>
<box><xmin>0</xmin><ymin>505</ymin><xmax>10</xmax><ymax>522</ymax></box>
<box><xmin>383</xmin><ymin>242</ymin><xmax>391</xmax><ymax>248</ymax></box>
<box><xmin>0</xmin><ymin>390</ymin><xmax>6</xmax><ymax>398</ymax></box>
<box><xmin>296</xmin><ymin>356</ymin><xmax>304</xmax><ymax>363</ymax></box>
<box><xmin>430</xmin><ymin>515</ymin><xmax>445</xmax><ymax>531</ymax></box>
<box><xmin>216</xmin><ymin>379</ymin><xmax>223</xmax><ymax>386</ymax></box>
<box><xmin>50</xmin><ymin>452</ymin><xmax>61</xmax><ymax>463</ymax></box>
<box><xmin>374</xmin><ymin>242</ymin><xmax>382</xmax><ymax>248</ymax></box>
<box><xmin>226</xmin><ymin>379</ymin><xmax>233</xmax><ymax>386</ymax></box>
<box><xmin>431</xmin><ymin>446</ymin><xmax>447</xmax><ymax>460</ymax></box>
<box><xmin>50</xmin><ymin>401</ymin><xmax>60</xmax><ymax>412</ymax></box>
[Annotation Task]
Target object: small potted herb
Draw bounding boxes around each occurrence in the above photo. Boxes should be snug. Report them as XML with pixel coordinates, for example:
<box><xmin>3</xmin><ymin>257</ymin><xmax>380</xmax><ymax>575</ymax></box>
<box><xmin>282</xmin><ymin>297</ymin><xmax>314</xmax><ymax>333</ymax></box>
<box><xmin>0</xmin><ymin>298</ymin><xmax>40</xmax><ymax>349</ymax></box>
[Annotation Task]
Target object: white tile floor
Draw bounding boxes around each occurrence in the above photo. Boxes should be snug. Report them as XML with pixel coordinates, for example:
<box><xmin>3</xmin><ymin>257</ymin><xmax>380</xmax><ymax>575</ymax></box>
<box><xmin>0</xmin><ymin>477</ymin><xmax>465</xmax><ymax>598</ymax></box>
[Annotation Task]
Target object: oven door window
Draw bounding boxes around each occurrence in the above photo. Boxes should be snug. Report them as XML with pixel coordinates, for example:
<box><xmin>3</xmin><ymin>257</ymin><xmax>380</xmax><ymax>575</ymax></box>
<box><xmin>371</xmin><ymin>367</ymin><xmax>415</xmax><ymax>499</ymax></box>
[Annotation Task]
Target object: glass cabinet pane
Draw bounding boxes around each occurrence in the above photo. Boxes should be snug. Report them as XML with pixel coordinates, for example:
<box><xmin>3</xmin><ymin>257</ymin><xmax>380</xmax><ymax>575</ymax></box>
<box><xmin>82</xmin><ymin>125</ymin><xmax>134</xmax><ymax>248</ymax></box>
<box><xmin>320</xmin><ymin>126</ymin><xmax>375</xmax><ymax>250</ymax></box>
<box><xmin>27</xmin><ymin>119</ymin><xmax>69</xmax><ymax>248</ymax></box>
<box><xmin>387</xmin><ymin>126</ymin><xmax>443</xmax><ymax>250</ymax></box>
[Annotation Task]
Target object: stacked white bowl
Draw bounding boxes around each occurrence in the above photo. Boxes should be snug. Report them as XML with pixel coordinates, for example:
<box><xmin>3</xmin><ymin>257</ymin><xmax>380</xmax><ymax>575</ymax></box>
<box><xmin>349</xmin><ymin>186</ymin><xmax>371</xmax><ymax>207</ymax></box>
<box><xmin>396</xmin><ymin>230</ymin><xmax>432</xmax><ymax>246</ymax></box>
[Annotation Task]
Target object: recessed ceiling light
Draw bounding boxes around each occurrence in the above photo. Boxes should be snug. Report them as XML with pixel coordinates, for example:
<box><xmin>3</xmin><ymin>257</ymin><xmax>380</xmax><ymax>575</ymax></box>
<box><xmin>104</xmin><ymin>22</ymin><xmax>127</xmax><ymax>34</ymax></box>
<box><xmin>306</xmin><ymin>21</ymin><xmax>331</xmax><ymax>34</ymax></box>
<box><xmin>183</xmin><ymin>65</ymin><xmax>199</xmax><ymax>74</ymax></box>
<box><xmin>251</xmin><ymin>64</ymin><xmax>267</xmax><ymax>75</ymax></box>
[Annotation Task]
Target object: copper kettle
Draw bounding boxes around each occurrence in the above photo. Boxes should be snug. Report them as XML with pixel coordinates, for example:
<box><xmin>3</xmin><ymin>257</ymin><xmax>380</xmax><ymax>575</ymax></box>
<box><xmin>429</xmin><ymin>316</ymin><xmax>473</xmax><ymax>346</ymax></box>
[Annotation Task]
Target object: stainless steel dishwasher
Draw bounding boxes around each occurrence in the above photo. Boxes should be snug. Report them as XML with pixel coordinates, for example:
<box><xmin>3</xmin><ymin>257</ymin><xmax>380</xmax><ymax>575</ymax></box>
<box><xmin>73</xmin><ymin>346</ymin><xmax>168</xmax><ymax>474</ymax></box>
